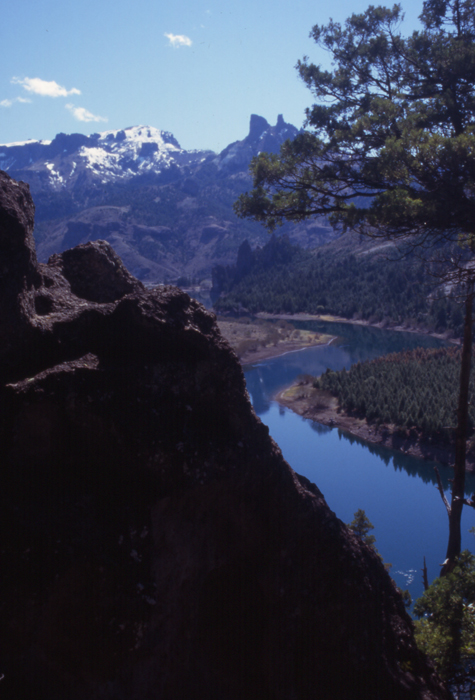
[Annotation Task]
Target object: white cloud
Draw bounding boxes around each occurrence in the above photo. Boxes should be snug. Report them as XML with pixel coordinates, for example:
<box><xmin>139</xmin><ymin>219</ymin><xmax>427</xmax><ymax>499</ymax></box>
<box><xmin>12</xmin><ymin>77</ymin><xmax>81</xmax><ymax>98</ymax></box>
<box><xmin>164</xmin><ymin>33</ymin><xmax>192</xmax><ymax>48</ymax></box>
<box><xmin>65</xmin><ymin>103</ymin><xmax>108</xmax><ymax>123</ymax></box>
<box><xmin>0</xmin><ymin>96</ymin><xmax>32</xmax><ymax>107</ymax></box>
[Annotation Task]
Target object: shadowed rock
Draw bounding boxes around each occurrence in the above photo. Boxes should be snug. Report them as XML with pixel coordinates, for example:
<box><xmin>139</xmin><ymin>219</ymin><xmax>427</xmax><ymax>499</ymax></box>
<box><xmin>0</xmin><ymin>170</ymin><xmax>449</xmax><ymax>700</ymax></box>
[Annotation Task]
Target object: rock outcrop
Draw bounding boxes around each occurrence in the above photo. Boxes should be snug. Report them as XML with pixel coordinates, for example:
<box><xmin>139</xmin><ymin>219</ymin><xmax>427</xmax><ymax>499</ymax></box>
<box><xmin>0</xmin><ymin>171</ymin><xmax>449</xmax><ymax>700</ymax></box>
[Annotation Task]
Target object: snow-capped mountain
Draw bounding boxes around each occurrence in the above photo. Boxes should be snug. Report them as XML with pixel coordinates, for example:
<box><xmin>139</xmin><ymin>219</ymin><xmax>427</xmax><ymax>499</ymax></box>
<box><xmin>0</xmin><ymin>116</ymin><xmax>334</xmax><ymax>286</ymax></box>
<box><xmin>0</xmin><ymin>125</ymin><xmax>212</xmax><ymax>191</ymax></box>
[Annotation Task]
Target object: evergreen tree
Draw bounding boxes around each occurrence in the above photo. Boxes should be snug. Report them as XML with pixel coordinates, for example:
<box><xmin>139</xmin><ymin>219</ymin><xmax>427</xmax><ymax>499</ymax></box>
<box><xmin>414</xmin><ymin>551</ymin><xmax>475</xmax><ymax>695</ymax></box>
<box><xmin>348</xmin><ymin>509</ymin><xmax>394</xmax><ymax>574</ymax></box>
<box><xmin>348</xmin><ymin>509</ymin><xmax>376</xmax><ymax>548</ymax></box>
<box><xmin>235</xmin><ymin>0</ymin><xmax>475</xmax><ymax>574</ymax></box>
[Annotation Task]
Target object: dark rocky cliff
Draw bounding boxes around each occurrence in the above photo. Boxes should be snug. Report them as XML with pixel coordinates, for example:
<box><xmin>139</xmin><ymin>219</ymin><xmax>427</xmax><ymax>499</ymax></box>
<box><xmin>0</xmin><ymin>171</ymin><xmax>449</xmax><ymax>700</ymax></box>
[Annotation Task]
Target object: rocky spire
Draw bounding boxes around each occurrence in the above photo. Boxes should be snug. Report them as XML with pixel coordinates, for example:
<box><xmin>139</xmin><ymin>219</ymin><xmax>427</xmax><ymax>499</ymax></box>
<box><xmin>247</xmin><ymin>113</ymin><xmax>270</xmax><ymax>141</ymax></box>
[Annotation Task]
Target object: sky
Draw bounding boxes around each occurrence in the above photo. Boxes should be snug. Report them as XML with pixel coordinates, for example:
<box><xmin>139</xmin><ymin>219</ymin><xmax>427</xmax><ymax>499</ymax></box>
<box><xmin>1</xmin><ymin>0</ymin><xmax>424</xmax><ymax>153</ymax></box>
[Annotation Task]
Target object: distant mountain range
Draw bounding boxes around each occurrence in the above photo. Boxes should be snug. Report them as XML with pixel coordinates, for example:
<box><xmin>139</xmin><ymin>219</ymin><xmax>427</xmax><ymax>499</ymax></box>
<box><xmin>0</xmin><ymin>125</ymin><xmax>208</xmax><ymax>191</ymax></box>
<box><xmin>0</xmin><ymin>115</ymin><xmax>335</xmax><ymax>285</ymax></box>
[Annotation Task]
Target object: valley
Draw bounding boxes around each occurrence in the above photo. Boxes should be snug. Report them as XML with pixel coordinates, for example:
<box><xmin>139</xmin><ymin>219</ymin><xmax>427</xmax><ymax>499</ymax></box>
<box><xmin>242</xmin><ymin>322</ymin><xmax>475</xmax><ymax>609</ymax></box>
<box><xmin>214</xmin><ymin>233</ymin><xmax>465</xmax><ymax>340</ymax></box>
<box><xmin>4</xmin><ymin>0</ymin><xmax>475</xmax><ymax>691</ymax></box>
<box><xmin>1</xmin><ymin>119</ymin><xmax>467</xmax><ymax>472</ymax></box>
<box><xmin>2</xmin><ymin>116</ymin><xmax>456</xmax><ymax>348</ymax></box>
<box><xmin>0</xmin><ymin>169</ymin><xmax>447</xmax><ymax>699</ymax></box>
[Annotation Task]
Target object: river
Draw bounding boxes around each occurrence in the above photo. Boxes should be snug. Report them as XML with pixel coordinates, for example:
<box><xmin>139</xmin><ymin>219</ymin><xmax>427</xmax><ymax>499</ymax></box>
<box><xmin>243</xmin><ymin>319</ymin><xmax>475</xmax><ymax>604</ymax></box>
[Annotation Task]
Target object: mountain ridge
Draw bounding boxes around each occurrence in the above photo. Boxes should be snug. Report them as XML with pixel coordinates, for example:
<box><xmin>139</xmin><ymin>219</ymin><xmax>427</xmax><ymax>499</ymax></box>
<box><xmin>0</xmin><ymin>115</ymin><xmax>298</xmax><ymax>191</ymax></box>
<box><xmin>0</xmin><ymin>115</ymin><xmax>335</xmax><ymax>286</ymax></box>
<box><xmin>0</xmin><ymin>125</ymin><xmax>209</xmax><ymax>191</ymax></box>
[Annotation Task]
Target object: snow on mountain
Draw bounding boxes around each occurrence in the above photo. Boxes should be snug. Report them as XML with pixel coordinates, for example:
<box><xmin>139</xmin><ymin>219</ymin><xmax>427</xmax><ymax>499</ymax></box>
<box><xmin>0</xmin><ymin>118</ymin><xmax>299</xmax><ymax>192</ymax></box>
<box><xmin>0</xmin><ymin>138</ymin><xmax>52</xmax><ymax>148</ymax></box>
<box><xmin>0</xmin><ymin>125</ymin><xmax>213</xmax><ymax>191</ymax></box>
<box><xmin>0</xmin><ymin>116</ymin><xmax>333</xmax><ymax>287</ymax></box>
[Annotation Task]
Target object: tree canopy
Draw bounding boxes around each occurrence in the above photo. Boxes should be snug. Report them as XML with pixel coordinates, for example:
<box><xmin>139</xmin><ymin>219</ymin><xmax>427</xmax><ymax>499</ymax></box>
<box><xmin>235</xmin><ymin>0</ymin><xmax>475</xmax><ymax>247</ymax></box>
<box><xmin>235</xmin><ymin>0</ymin><xmax>475</xmax><ymax>576</ymax></box>
<box><xmin>348</xmin><ymin>508</ymin><xmax>377</xmax><ymax>548</ymax></box>
<box><xmin>414</xmin><ymin>550</ymin><xmax>475</xmax><ymax>694</ymax></box>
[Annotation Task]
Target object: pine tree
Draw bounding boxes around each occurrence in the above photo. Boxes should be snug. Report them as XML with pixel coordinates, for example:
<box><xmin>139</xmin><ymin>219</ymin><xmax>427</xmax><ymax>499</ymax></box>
<box><xmin>348</xmin><ymin>509</ymin><xmax>376</xmax><ymax>549</ymax></box>
<box><xmin>235</xmin><ymin>0</ymin><xmax>475</xmax><ymax>573</ymax></box>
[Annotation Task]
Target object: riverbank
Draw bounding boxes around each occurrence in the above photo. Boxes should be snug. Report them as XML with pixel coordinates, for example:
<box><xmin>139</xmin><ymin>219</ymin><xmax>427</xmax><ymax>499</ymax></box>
<box><xmin>216</xmin><ymin>310</ymin><xmax>456</xmax><ymax>365</ymax></box>
<box><xmin>221</xmin><ymin>312</ymin><xmax>468</xmax><ymax>468</ymax></box>
<box><xmin>277</xmin><ymin>379</ymin><xmax>475</xmax><ymax>472</ymax></box>
<box><xmin>256</xmin><ymin>312</ymin><xmax>458</xmax><ymax>345</ymax></box>
<box><xmin>217</xmin><ymin>316</ymin><xmax>335</xmax><ymax>364</ymax></box>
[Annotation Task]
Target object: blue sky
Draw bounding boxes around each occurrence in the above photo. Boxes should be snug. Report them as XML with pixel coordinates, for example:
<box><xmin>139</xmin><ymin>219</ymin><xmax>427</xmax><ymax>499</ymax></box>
<box><xmin>1</xmin><ymin>0</ymin><xmax>423</xmax><ymax>153</ymax></box>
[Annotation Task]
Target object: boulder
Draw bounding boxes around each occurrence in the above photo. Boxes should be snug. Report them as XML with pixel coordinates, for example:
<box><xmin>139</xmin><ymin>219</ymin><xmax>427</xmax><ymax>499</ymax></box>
<box><xmin>0</xmin><ymin>170</ymin><xmax>449</xmax><ymax>700</ymax></box>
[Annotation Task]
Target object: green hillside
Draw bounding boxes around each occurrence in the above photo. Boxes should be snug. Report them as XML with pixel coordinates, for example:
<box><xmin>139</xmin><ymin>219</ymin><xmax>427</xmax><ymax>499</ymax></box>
<box><xmin>314</xmin><ymin>347</ymin><xmax>473</xmax><ymax>439</ymax></box>
<box><xmin>213</xmin><ymin>234</ymin><xmax>465</xmax><ymax>338</ymax></box>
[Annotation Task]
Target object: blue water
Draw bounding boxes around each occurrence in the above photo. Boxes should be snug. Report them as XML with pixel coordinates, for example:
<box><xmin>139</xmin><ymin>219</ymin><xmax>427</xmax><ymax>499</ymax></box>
<box><xmin>243</xmin><ymin>320</ymin><xmax>475</xmax><ymax>603</ymax></box>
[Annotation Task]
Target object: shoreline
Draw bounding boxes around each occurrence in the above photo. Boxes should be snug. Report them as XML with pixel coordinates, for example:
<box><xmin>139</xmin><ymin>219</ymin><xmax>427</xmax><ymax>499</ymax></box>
<box><xmin>231</xmin><ymin>312</ymin><xmax>468</xmax><ymax>469</ymax></box>
<box><xmin>231</xmin><ymin>307</ymin><xmax>451</xmax><ymax>365</ymax></box>
<box><xmin>216</xmin><ymin>315</ymin><xmax>337</xmax><ymax>365</ymax></box>
<box><xmin>276</xmin><ymin>382</ymin><xmax>475</xmax><ymax>472</ymax></box>
<box><xmin>239</xmin><ymin>335</ymin><xmax>336</xmax><ymax>365</ymax></box>
<box><xmin>255</xmin><ymin>311</ymin><xmax>458</xmax><ymax>345</ymax></box>
<box><xmin>217</xmin><ymin>311</ymin><xmax>457</xmax><ymax>366</ymax></box>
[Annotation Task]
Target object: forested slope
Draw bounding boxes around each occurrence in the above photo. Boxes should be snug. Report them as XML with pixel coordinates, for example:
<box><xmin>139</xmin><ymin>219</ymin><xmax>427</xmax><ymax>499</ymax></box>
<box><xmin>213</xmin><ymin>235</ymin><xmax>465</xmax><ymax>338</ymax></box>
<box><xmin>314</xmin><ymin>347</ymin><xmax>473</xmax><ymax>439</ymax></box>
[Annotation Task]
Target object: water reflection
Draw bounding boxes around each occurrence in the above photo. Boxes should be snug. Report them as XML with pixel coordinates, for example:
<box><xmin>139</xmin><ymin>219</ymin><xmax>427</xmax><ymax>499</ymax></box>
<box><xmin>254</xmin><ymin>401</ymin><xmax>475</xmax><ymax>602</ymax></box>
<box><xmin>243</xmin><ymin>319</ymin><xmax>474</xmax><ymax>601</ymax></box>
<box><xmin>335</xmin><ymin>425</ymin><xmax>475</xmax><ymax>493</ymax></box>
<box><xmin>244</xmin><ymin>317</ymin><xmax>471</xmax><ymax>494</ymax></box>
<box><xmin>244</xmin><ymin>319</ymin><xmax>447</xmax><ymax>416</ymax></box>
<box><xmin>309</xmin><ymin>422</ymin><xmax>333</xmax><ymax>436</ymax></box>
<box><xmin>293</xmin><ymin>319</ymin><xmax>445</xmax><ymax>358</ymax></box>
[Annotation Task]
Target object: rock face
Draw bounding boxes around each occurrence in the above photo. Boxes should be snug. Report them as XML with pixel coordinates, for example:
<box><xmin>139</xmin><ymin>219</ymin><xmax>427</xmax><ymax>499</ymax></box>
<box><xmin>0</xmin><ymin>170</ymin><xmax>449</xmax><ymax>700</ymax></box>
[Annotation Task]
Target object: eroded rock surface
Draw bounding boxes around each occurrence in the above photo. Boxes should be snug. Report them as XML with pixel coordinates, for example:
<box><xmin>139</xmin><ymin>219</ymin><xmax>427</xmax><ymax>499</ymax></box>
<box><xmin>0</xmin><ymin>171</ymin><xmax>449</xmax><ymax>700</ymax></box>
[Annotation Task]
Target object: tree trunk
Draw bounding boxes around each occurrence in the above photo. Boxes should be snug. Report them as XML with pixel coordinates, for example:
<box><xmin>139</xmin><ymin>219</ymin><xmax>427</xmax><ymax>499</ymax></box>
<box><xmin>422</xmin><ymin>556</ymin><xmax>429</xmax><ymax>591</ymax></box>
<box><xmin>441</xmin><ymin>287</ymin><xmax>473</xmax><ymax>576</ymax></box>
